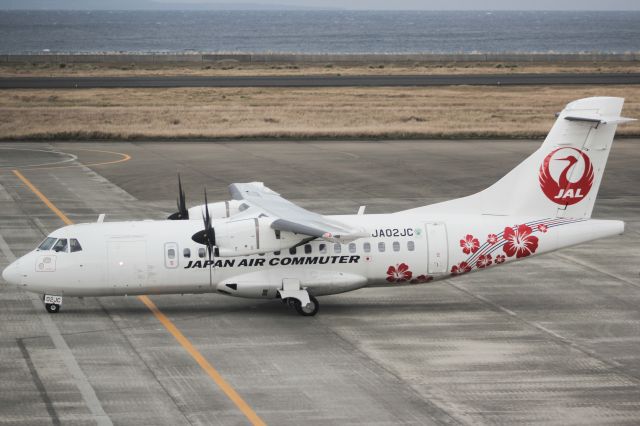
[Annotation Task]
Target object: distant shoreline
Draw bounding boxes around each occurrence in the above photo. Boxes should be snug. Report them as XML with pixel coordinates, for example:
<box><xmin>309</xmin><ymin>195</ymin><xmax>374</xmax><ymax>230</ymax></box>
<box><xmin>3</xmin><ymin>53</ymin><xmax>640</xmax><ymax>64</ymax></box>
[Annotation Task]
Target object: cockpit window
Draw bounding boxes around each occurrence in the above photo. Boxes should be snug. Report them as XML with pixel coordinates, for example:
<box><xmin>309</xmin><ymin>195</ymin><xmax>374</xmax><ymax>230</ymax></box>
<box><xmin>52</xmin><ymin>238</ymin><xmax>68</xmax><ymax>253</ymax></box>
<box><xmin>70</xmin><ymin>238</ymin><xmax>82</xmax><ymax>253</ymax></box>
<box><xmin>38</xmin><ymin>237</ymin><xmax>57</xmax><ymax>251</ymax></box>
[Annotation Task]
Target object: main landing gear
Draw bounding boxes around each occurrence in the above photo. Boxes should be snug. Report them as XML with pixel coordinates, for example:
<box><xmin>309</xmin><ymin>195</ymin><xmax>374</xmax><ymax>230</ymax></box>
<box><xmin>278</xmin><ymin>280</ymin><xmax>319</xmax><ymax>316</ymax></box>
<box><xmin>43</xmin><ymin>294</ymin><xmax>62</xmax><ymax>314</ymax></box>
<box><xmin>288</xmin><ymin>295</ymin><xmax>319</xmax><ymax>316</ymax></box>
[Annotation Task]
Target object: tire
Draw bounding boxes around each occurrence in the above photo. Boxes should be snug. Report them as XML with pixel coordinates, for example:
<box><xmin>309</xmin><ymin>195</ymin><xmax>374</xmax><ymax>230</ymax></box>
<box><xmin>293</xmin><ymin>295</ymin><xmax>319</xmax><ymax>316</ymax></box>
<box><xmin>45</xmin><ymin>303</ymin><xmax>60</xmax><ymax>314</ymax></box>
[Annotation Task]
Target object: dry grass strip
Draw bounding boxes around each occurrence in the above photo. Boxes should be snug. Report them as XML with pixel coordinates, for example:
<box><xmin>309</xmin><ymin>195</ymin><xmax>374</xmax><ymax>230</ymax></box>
<box><xmin>1</xmin><ymin>86</ymin><xmax>638</xmax><ymax>140</ymax></box>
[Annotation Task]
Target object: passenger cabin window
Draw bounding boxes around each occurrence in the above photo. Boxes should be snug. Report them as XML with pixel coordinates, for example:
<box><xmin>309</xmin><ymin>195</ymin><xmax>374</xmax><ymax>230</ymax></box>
<box><xmin>70</xmin><ymin>238</ymin><xmax>82</xmax><ymax>253</ymax></box>
<box><xmin>334</xmin><ymin>244</ymin><xmax>341</xmax><ymax>254</ymax></box>
<box><xmin>363</xmin><ymin>242</ymin><xmax>371</xmax><ymax>253</ymax></box>
<box><xmin>168</xmin><ymin>248</ymin><xmax>176</xmax><ymax>259</ymax></box>
<box><xmin>38</xmin><ymin>237</ymin><xmax>57</xmax><ymax>251</ymax></box>
<box><xmin>407</xmin><ymin>241</ymin><xmax>415</xmax><ymax>251</ymax></box>
<box><xmin>198</xmin><ymin>248</ymin><xmax>206</xmax><ymax>258</ymax></box>
<box><xmin>393</xmin><ymin>241</ymin><xmax>400</xmax><ymax>252</ymax></box>
<box><xmin>274</xmin><ymin>251</ymin><xmax>280</xmax><ymax>256</ymax></box>
<box><xmin>304</xmin><ymin>244</ymin><xmax>312</xmax><ymax>254</ymax></box>
<box><xmin>378</xmin><ymin>242</ymin><xmax>385</xmax><ymax>252</ymax></box>
<box><xmin>183</xmin><ymin>248</ymin><xmax>191</xmax><ymax>258</ymax></box>
<box><xmin>319</xmin><ymin>244</ymin><xmax>327</xmax><ymax>254</ymax></box>
<box><xmin>348</xmin><ymin>243</ymin><xmax>356</xmax><ymax>253</ymax></box>
<box><xmin>53</xmin><ymin>238</ymin><xmax>68</xmax><ymax>253</ymax></box>
<box><xmin>289</xmin><ymin>247</ymin><xmax>297</xmax><ymax>255</ymax></box>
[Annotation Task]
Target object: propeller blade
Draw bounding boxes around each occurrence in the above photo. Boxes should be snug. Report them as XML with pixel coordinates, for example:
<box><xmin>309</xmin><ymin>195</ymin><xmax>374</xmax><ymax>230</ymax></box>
<box><xmin>191</xmin><ymin>188</ymin><xmax>216</xmax><ymax>258</ymax></box>
<box><xmin>168</xmin><ymin>174</ymin><xmax>189</xmax><ymax>220</ymax></box>
<box><xmin>204</xmin><ymin>189</ymin><xmax>210</xmax><ymax>227</ymax></box>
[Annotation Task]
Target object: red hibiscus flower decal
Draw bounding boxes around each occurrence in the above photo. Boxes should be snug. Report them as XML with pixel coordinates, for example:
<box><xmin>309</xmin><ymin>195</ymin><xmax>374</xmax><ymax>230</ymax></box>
<box><xmin>487</xmin><ymin>233</ymin><xmax>498</xmax><ymax>245</ymax></box>
<box><xmin>387</xmin><ymin>263</ymin><xmax>412</xmax><ymax>283</ymax></box>
<box><xmin>502</xmin><ymin>224</ymin><xmax>539</xmax><ymax>258</ymax></box>
<box><xmin>537</xmin><ymin>224</ymin><xmax>548</xmax><ymax>233</ymax></box>
<box><xmin>495</xmin><ymin>254</ymin><xmax>506</xmax><ymax>264</ymax></box>
<box><xmin>451</xmin><ymin>261</ymin><xmax>472</xmax><ymax>276</ymax></box>
<box><xmin>476</xmin><ymin>254</ymin><xmax>493</xmax><ymax>268</ymax></box>
<box><xmin>410</xmin><ymin>274</ymin><xmax>433</xmax><ymax>284</ymax></box>
<box><xmin>459</xmin><ymin>234</ymin><xmax>480</xmax><ymax>254</ymax></box>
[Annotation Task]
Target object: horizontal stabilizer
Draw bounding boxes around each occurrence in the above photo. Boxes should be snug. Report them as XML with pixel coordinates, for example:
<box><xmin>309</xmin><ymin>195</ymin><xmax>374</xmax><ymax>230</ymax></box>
<box><xmin>564</xmin><ymin>113</ymin><xmax>636</xmax><ymax>125</ymax></box>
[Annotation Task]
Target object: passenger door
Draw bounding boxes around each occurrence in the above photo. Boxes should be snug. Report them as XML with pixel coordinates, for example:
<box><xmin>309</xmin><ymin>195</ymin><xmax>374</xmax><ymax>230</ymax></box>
<box><xmin>425</xmin><ymin>223</ymin><xmax>448</xmax><ymax>274</ymax></box>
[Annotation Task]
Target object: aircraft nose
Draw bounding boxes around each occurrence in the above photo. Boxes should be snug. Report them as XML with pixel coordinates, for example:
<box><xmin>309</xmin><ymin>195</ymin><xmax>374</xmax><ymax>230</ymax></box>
<box><xmin>2</xmin><ymin>260</ymin><xmax>21</xmax><ymax>286</ymax></box>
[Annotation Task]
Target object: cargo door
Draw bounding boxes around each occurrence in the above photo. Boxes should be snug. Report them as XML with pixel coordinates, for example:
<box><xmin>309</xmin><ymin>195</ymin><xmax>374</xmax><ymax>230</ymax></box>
<box><xmin>107</xmin><ymin>240</ymin><xmax>147</xmax><ymax>290</ymax></box>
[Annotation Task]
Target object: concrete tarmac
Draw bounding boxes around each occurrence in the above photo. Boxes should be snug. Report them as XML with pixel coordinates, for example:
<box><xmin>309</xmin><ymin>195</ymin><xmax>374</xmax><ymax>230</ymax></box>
<box><xmin>1</xmin><ymin>140</ymin><xmax>639</xmax><ymax>425</ymax></box>
<box><xmin>1</xmin><ymin>73</ymin><xmax>640</xmax><ymax>89</ymax></box>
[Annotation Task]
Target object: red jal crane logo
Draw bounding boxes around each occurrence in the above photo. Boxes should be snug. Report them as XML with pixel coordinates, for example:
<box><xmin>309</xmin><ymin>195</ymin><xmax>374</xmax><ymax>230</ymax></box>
<box><xmin>539</xmin><ymin>147</ymin><xmax>594</xmax><ymax>206</ymax></box>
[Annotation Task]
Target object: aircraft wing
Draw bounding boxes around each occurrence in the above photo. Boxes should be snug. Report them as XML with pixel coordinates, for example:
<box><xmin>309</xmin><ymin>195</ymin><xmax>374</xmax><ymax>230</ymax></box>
<box><xmin>229</xmin><ymin>182</ymin><xmax>366</xmax><ymax>243</ymax></box>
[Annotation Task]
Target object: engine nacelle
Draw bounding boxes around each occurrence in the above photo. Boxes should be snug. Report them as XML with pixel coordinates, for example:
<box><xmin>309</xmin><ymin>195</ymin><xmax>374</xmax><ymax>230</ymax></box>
<box><xmin>214</xmin><ymin>217</ymin><xmax>306</xmax><ymax>257</ymax></box>
<box><xmin>188</xmin><ymin>200</ymin><xmax>248</xmax><ymax>220</ymax></box>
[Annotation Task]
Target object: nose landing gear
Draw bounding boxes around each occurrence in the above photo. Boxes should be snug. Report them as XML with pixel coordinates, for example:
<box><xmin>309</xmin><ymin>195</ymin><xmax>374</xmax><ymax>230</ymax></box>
<box><xmin>45</xmin><ymin>303</ymin><xmax>60</xmax><ymax>313</ymax></box>
<box><xmin>43</xmin><ymin>294</ymin><xmax>62</xmax><ymax>314</ymax></box>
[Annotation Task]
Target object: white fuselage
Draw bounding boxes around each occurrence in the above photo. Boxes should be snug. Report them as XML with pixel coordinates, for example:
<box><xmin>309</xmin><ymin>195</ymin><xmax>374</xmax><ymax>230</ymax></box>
<box><xmin>5</xmin><ymin>213</ymin><xmax>624</xmax><ymax>300</ymax></box>
<box><xmin>2</xmin><ymin>96</ymin><xmax>631</xmax><ymax>316</ymax></box>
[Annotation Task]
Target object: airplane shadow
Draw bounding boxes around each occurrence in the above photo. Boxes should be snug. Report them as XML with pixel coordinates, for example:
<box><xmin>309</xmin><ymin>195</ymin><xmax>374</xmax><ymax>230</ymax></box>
<box><xmin>61</xmin><ymin>298</ymin><xmax>484</xmax><ymax>318</ymax></box>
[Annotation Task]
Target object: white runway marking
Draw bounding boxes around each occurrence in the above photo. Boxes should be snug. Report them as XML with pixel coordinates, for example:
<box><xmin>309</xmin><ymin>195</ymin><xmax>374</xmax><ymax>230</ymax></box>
<box><xmin>0</xmin><ymin>232</ymin><xmax>113</xmax><ymax>426</ymax></box>
<box><xmin>0</xmin><ymin>147</ymin><xmax>78</xmax><ymax>169</ymax></box>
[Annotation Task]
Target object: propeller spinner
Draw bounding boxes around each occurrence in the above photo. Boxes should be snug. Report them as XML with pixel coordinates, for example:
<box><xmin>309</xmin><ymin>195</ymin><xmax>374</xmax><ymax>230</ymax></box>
<box><xmin>168</xmin><ymin>174</ymin><xmax>189</xmax><ymax>220</ymax></box>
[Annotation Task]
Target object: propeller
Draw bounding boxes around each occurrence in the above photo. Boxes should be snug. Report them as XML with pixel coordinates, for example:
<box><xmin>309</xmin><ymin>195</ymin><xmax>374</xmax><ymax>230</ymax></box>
<box><xmin>191</xmin><ymin>189</ymin><xmax>217</xmax><ymax>262</ymax></box>
<box><xmin>168</xmin><ymin>174</ymin><xmax>189</xmax><ymax>220</ymax></box>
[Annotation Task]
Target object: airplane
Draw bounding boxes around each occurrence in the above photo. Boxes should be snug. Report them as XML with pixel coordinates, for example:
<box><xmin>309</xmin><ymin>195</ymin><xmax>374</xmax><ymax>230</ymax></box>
<box><xmin>2</xmin><ymin>97</ymin><xmax>635</xmax><ymax>316</ymax></box>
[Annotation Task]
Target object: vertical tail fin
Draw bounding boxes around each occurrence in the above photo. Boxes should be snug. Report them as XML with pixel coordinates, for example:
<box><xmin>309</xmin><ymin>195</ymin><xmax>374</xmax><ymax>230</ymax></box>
<box><xmin>408</xmin><ymin>97</ymin><xmax>635</xmax><ymax>218</ymax></box>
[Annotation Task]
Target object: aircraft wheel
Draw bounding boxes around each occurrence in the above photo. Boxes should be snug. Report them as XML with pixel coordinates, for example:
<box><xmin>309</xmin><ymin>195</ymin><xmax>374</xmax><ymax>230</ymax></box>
<box><xmin>45</xmin><ymin>303</ymin><xmax>60</xmax><ymax>314</ymax></box>
<box><xmin>294</xmin><ymin>295</ymin><xmax>319</xmax><ymax>316</ymax></box>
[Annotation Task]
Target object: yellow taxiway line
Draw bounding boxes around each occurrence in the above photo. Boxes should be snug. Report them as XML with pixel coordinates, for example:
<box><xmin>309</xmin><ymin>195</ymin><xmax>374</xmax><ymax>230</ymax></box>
<box><xmin>12</xmin><ymin>168</ymin><xmax>266</xmax><ymax>426</ymax></box>
<box><xmin>138</xmin><ymin>295</ymin><xmax>266</xmax><ymax>426</ymax></box>
<box><xmin>13</xmin><ymin>169</ymin><xmax>74</xmax><ymax>226</ymax></box>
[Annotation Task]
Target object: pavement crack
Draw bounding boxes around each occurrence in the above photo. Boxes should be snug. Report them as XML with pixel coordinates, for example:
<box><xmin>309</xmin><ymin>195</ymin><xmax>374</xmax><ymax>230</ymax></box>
<box><xmin>316</xmin><ymin>315</ymin><xmax>463</xmax><ymax>426</ymax></box>
<box><xmin>445</xmin><ymin>279</ymin><xmax>640</xmax><ymax>386</ymax></box>
<box><xmin>553</xmin><ymin>252</ymin><xmax>640</xmax><ymax>290</ymax></box>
